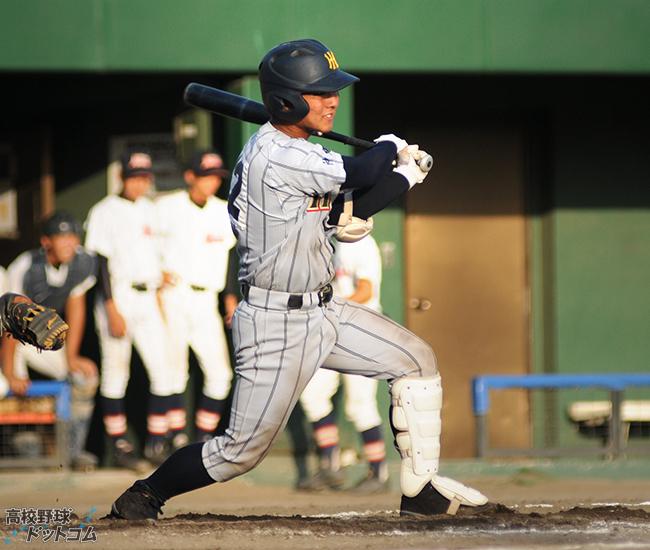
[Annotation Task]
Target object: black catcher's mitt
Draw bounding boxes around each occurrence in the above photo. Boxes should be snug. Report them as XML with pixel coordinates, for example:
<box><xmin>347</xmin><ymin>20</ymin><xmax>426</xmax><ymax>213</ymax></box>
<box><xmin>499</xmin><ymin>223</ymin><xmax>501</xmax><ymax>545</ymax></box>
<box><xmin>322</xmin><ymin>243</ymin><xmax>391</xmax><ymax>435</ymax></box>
<box><xmin>1</xmin><ymin>293</ymin><xmax>69</xmax><ymax>351</ymax></box>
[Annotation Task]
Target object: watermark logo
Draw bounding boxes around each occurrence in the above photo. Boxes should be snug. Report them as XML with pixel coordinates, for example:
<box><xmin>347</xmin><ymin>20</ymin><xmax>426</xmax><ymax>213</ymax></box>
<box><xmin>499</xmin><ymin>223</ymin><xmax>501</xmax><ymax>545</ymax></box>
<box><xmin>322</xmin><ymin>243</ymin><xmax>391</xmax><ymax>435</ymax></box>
<box><xmin>3</xmin><ymin>507</ymin><xmax>97</xmax><ymax>544</ymax></box>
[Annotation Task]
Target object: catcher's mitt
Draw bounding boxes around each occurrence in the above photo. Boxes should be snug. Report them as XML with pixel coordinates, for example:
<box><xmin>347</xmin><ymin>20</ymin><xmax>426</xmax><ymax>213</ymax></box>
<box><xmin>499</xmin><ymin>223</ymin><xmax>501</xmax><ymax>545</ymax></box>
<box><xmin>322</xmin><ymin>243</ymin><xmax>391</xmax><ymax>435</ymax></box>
<box><xmin>1</xmin><ymin>293</ymin><xmax>69</xmax><ymax>351</ymax></box>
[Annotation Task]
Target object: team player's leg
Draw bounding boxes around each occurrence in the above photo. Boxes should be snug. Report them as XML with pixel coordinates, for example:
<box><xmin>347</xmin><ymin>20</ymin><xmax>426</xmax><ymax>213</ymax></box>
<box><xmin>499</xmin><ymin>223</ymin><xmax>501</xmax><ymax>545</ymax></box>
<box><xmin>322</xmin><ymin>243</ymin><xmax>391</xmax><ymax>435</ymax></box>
<box><xmin>321</xmin><ymin>298</ymin><xmax>488</xmax><ymax>516</ymax></box>
<box><xmin>129</xmin><ymin>293</ymin><xmax>176</xmax><ymax>465</ymax></box>
<box><xmin>111</xmin><ymin>299</ymin><xmax>338</xmax><ymax>519</ymax></box>
<box><xmin>160</xmin><ymin>287</ymin><xmax>191</xmax><ymax>448</ymax></box>
<box><xmin>186</xmin><ymin>291</ymin><xmax>233</xmax><ymax>442</ymax></box>
<box><xmin>96</xmin><ymin>306</ymin><xmax>149</xmax><ymax>472</ymax></box>
<box><xmin>298</xmin><ymin>368</ymin><xmax>344</xmax><ymax>490</ymax></box>
<box><xmin>166</xmin><ymin>393</ymin><xmax>188</xmax><ymax>448</ymax></box>
<box><xmin>341</xmin><ymin>374</ymin><xmax>389</xmax><ymax>493</ymax></box>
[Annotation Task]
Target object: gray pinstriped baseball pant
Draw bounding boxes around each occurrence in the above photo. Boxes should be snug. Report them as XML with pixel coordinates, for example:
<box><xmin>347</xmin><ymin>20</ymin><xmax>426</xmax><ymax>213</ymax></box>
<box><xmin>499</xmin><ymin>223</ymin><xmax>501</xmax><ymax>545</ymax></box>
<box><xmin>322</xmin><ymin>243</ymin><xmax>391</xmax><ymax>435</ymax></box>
<box><xmin>201</xmin><ymin>295</ymin><xmax>437</xmax><ymax>481</ymax></box>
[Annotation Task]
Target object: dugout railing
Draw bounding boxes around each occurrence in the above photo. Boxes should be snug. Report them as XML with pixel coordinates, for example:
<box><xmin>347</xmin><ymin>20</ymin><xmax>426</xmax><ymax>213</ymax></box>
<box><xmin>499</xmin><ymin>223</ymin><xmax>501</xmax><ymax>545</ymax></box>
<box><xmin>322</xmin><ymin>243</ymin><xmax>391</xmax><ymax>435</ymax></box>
<box><xmin>472</xmin><ymin>374</ymin><xmax>650</xmax><ymax>459</ymax></box>
<box><xmin>0</xmin><ymin>381</ymin><xmax>71</xmax><ymax>469</ymax></box>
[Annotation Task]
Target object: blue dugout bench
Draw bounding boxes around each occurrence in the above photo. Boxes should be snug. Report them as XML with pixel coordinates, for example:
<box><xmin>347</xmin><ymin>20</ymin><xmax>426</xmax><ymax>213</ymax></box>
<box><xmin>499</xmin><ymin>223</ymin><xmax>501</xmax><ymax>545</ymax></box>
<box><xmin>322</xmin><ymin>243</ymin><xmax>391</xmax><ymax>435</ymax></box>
<box><xmin>472</xmin><ymin>374</ymin><xmax>650</xmax><ymax>458</ymax></box>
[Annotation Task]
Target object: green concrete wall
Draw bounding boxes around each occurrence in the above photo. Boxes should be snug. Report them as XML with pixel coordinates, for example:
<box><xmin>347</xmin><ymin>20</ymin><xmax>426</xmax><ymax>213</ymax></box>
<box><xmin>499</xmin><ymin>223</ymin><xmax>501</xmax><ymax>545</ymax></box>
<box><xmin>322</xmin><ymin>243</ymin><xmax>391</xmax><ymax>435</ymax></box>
<box><xmin>2</xmin><ymin>0</ymin><xmax>650</xmax><ymax>73</ymax></box>
<box><xmin>530</xmin><ymin>105</ymin><xmax>650</xmax><ymax>449</ymax></box>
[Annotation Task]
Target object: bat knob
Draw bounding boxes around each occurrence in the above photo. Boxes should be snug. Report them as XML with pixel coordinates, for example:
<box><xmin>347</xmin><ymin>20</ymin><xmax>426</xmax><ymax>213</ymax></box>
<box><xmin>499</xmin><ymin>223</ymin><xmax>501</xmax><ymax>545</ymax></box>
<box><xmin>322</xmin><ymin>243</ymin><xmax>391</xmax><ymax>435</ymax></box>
<box><xmin>417</xmin><ymin>154</ymin><xmax>434</xmax><ymax>173</ymax></box>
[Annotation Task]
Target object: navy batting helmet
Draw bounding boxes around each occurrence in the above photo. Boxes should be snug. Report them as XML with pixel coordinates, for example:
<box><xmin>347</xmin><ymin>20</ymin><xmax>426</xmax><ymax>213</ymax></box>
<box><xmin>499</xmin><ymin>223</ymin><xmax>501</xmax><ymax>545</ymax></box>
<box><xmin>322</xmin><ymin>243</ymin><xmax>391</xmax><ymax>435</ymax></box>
<box><xmin>259</xmin><ymin>39</ymin><xmax>359</xmax><ymax>124</ymax></box>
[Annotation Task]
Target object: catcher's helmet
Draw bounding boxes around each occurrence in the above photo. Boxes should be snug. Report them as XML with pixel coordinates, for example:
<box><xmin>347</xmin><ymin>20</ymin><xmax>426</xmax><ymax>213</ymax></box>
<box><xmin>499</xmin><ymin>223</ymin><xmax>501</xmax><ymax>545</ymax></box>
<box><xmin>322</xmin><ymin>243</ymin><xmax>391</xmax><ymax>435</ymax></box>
<box><xmin>42</xmin><ymin>211</ymin><xmax>82</xmax><ymax>237</ymax></box>
<box><xmin>259</xmin><ymin>39</ymin><xmax>359</xmax><ymax>124</ymax></box>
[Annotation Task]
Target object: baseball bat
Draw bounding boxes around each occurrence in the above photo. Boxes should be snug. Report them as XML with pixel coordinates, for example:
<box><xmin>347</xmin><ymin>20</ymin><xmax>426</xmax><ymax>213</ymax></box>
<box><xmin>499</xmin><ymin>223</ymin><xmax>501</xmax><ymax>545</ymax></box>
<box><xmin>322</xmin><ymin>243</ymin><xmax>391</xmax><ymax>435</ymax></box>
<box><xmin>183</xmin><ymin>83</ymin><xmax>433</xmax><ymax>172</ymax></box>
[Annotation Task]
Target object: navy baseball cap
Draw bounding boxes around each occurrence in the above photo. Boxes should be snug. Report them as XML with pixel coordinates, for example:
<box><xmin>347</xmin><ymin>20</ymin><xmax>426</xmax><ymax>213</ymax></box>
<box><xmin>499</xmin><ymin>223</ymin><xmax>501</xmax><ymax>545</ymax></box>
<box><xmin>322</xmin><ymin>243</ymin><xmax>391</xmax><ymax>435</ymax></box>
<box><xmin>42</xmin><ymin>211</ymin><xmax>82</xmax><ymax>236</ymax></box>
<box><xmin>190</xmin><ymin>150</ymin><xmax>230</xmax><ymax>177</ymax></box>
<box><xmin>121</xmin><ymin>150</ymin><xmax>154</xmax><ymax>179</ymax></box>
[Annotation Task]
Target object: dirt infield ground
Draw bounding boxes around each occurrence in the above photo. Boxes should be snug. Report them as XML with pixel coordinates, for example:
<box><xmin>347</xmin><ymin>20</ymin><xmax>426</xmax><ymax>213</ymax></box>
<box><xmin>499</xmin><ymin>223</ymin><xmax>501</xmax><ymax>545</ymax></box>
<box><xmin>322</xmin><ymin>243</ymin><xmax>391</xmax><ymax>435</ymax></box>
<box><xmin>1</xmin><ymin>458</ymin><xmax>649</xmax><ymax>549</ymax></box>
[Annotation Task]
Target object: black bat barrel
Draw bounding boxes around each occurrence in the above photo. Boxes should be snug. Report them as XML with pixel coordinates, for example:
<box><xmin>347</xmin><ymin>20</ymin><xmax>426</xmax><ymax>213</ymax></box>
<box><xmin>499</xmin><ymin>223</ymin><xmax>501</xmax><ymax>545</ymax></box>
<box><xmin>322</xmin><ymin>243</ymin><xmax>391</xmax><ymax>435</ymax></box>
<box><xmin>184</xmin><ymin>83</ymin><xmax>270</xmax><ymax>126</ymax></box>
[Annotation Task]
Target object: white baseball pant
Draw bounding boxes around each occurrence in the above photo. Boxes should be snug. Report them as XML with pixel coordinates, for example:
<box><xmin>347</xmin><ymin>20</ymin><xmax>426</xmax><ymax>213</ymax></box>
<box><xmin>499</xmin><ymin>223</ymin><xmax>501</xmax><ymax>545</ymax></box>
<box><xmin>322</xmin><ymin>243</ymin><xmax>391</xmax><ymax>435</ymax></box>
<box><xmin>95</xmin><ymin>285</ymin><xmax>173</xmax><ymax>398</ymax></box>
<box><xmin>300</xmin><ymin>369</ymin><xmax>382</xmax><ymax>432</ymax></box>
<box><xmin>160</xmin><ymin>285</ymin><xmax>232</xmax><ymax>399</ymax></box>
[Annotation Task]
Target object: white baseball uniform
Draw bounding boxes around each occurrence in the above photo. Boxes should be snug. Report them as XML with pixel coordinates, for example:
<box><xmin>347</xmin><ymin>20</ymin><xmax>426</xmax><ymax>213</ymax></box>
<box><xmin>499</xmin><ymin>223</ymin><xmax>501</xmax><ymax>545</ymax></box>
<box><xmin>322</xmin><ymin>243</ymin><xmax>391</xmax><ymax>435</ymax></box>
<box><xmin>155</xmin><ymin>190</ymin><xmax>236</xmax><ymax>400</ymax></box>
<box><xmin>85</xmin><ymin>194</ymin><xmax>172</xmax><ymax>399</ymax></box>
<box><xmin>300</xmin><ymin>236</ymin><xmax>383</xmax><ymax>432</ymax></box>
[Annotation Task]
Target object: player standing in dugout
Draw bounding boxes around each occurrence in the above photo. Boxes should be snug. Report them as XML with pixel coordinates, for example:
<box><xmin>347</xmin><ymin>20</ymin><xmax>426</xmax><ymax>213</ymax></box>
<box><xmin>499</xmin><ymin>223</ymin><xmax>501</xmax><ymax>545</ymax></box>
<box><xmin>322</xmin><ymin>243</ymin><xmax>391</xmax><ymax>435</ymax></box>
<box><xmin>111</xmin><ymin>38</ymin><xmax>488</xmax><ymax>519</ymax></box>
<box><xmin>156</xmin><ymin>150</ymin><xmax>237</xmax><ymax>449</ymax></box>
<box><xmin>85</xmin><ymin>151</ymin><xmax>175</xmax><ymax>470</ymax></box>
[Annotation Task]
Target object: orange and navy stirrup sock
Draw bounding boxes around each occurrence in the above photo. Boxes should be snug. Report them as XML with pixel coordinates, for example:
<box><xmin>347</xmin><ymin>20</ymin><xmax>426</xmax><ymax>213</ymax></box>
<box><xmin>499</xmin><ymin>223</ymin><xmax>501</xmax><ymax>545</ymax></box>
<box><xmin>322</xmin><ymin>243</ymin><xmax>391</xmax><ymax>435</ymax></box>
<box><xmin>195</xmin><ymin>395</ymin><xmax>227</xmax><ymax>441</ymax></box>
<box><xmin>166</xmin><ymin>393</ymin><xmax>187</xmax><ymax>435</ymax></box>
<box><xmin>361</xmin><ymin>425</ymin><xmax>386</xmax><ymax>478</ymax></box>
<box><xmin>147</xmin><ymin>395</ymin><xmax>171</xmax><ymax>445</ymax></box>
<box><xmin>312</xmin><ymin>411</ymin><xmax>340</xmax><ymax>465</ymax></box>
<box><xmin>101</xmin><ymin>396</ymin><xmax>128</xmax><ymax>441</ymax></box>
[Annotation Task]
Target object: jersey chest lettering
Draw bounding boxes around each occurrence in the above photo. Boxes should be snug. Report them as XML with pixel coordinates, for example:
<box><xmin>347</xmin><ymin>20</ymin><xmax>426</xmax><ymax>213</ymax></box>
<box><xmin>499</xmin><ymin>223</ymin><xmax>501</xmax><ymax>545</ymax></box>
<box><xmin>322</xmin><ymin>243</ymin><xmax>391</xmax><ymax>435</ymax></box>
<box><xmin>205</xmin><ymin>233</ymin><xmax>224</xmax><ymax>243</ymax></box>
<box><xmin>306</xmin><ymin>193</ymin><xmax>332</xmax><ymax>213</ymax></box>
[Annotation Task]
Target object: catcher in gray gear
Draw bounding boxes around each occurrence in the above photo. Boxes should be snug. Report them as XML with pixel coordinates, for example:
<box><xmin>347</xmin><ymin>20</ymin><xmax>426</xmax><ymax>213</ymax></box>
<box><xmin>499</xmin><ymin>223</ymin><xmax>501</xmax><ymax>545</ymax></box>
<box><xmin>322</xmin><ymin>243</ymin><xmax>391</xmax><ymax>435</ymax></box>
<box><xmin>111</xmin><ymin>38</ymin><xmax>487</xmax><ymax>520</ymax></box>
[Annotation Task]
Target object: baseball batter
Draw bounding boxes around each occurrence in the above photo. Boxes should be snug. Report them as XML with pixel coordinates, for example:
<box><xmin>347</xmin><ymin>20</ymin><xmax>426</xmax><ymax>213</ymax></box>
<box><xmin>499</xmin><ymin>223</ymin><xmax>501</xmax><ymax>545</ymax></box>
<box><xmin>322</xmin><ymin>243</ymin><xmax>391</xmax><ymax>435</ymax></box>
<box><xmin>85</xmin><ymin>150</ymin><xmax>174</xmax><ymax>470</ymax></box>
<box><xmin>1</xmin><ymin>212</ymin><xmax>98</xmax><ymax>469</ymax></box>
<box><xmin>156</xmin><ymin>150</ymin><xmax>237</xmax><ymax>445</ymax></box>
<box><xmin>111</xmin><ymin>39</ymin><xmax>487</xmax><ymax>519</ymax></box>
<box><xmin>298</xmin><ymin>234</ymin><xmax>389</xmax><ymax>493</ymax></box>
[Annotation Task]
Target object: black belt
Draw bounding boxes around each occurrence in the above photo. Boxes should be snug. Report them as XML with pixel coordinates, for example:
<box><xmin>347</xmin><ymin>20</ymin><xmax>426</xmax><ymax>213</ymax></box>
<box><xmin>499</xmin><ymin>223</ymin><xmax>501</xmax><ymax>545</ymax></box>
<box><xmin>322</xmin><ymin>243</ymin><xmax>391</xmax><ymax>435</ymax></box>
<box><xmin>131</xmin><ymin>283</ymin><xmax>151</xmax><ymax>292</ymax></box>
<box><xmin>241</xmin><ymin>283</ymin><xmax>333</xmax><ymax>310</ymax></box>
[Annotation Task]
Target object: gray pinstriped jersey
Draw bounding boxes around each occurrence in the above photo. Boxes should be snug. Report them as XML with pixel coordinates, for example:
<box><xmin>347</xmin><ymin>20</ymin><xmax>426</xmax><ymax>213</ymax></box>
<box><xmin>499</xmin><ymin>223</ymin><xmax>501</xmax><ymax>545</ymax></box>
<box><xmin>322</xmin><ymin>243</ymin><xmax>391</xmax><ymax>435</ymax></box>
<box><xmin>228</xmin><ymin>122</ymin><xmax>347</xmax><ymax>293</ymax></box>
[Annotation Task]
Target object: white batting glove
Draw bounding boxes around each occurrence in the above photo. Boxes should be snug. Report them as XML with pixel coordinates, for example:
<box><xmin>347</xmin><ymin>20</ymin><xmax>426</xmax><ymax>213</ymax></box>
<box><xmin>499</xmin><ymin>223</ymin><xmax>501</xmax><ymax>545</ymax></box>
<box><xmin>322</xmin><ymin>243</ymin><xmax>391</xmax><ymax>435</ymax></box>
<box><xmin>374</xmin><ymin>134</ymin><xmax>409</xmax><ymax>154</ymax></box>
<box><xmin>393</xmin><ymin>154</ymin><xmax>429</xmax><ymax>188</ymax></box>
<box><xmin>398</xmin><ymin>144</ymin><xmax>420</xmax><ymax>166</ymax></box>
<box><xmin>411</xmin><ymin>147</ymin><xmax>429</xmax><ymax>162</ymax></box>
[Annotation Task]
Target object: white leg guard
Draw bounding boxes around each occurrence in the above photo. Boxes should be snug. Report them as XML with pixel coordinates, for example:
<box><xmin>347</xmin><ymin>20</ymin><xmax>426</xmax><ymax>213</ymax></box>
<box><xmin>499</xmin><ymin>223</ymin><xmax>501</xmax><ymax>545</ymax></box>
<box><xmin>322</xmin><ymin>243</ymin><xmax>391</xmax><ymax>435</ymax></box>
<box><xmin>392</xmin><ymin>374</ymin><xmax>489</xmax><ymax>511</ymax></box>
<box><xmin>391</xmin><ymin>375</ymin><xmax>442</xmax><ymax>497</ymax></box>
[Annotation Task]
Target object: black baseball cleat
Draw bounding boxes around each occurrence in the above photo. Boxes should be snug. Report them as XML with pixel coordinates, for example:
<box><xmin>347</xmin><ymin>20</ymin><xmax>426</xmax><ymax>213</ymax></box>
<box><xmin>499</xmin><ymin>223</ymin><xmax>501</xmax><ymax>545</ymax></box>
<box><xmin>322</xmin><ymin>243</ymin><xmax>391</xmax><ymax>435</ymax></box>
<box><xmin>113</xmin><ymin>438</ymin><xmax>152</xmax><ymax>473</ymax></box>
<box><xmin>400</xmin><ymin>482</ymin><xmax>454</xmax><ymax>516</ymax></box>
<box><xmin>350</xmin><ymin>471</ymin><xmax>390</xmax><ymax>495</ymax></box>
<box><xmin>400</xmin><ymin>476</ymin><xmax>488</xmax><ymax>517</ymax></box>
<box><xmin>110</xmin><ymin>480</ymin><xmax>165</xmax><ymax>520</ymax></box>
<box><xmin>295</xmin><ymin>467</ymin><xmax>345</xmax><ymax>492</ymax></box>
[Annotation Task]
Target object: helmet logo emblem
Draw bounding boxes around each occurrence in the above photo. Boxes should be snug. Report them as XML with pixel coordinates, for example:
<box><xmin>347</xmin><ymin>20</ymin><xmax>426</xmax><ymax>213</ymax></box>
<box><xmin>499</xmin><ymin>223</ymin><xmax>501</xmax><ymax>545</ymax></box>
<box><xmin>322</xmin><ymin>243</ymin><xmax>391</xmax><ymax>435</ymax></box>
<box><xmin>324</xmin><ymin>51</ymin><xmax>339</xmax><ymax>70</ymax></box>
